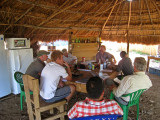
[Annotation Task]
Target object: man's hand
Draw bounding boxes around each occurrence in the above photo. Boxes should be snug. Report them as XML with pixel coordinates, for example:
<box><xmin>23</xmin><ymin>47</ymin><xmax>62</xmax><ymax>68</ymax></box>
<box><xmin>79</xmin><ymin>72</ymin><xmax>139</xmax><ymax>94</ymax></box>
<box><xmin>63</xmin><ymin>61</ymin><xmax>70</xmax><ymax>68</ymax></box>
<box><xmin>58</xmin><ymin>79</ymin><xmax>64</xmax><ymax>88</ymax></box>
<box><xmin>109</xmin><ymin>85</ymin><xmax>116</xmax><ymax>91</ymax></box>
<box><xmin>71</xmin><ymin>59</ymin><xmax>76</xmax><ymax>64</ymax></box>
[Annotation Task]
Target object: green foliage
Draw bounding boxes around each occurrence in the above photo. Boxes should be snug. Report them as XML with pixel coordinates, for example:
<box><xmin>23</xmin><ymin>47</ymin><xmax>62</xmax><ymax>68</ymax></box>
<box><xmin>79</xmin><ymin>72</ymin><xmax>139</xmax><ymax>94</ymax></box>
<box><xmin>132</xmin><ymin>50</ymin><xmax>149</xmax><ymax>55</ymax></box>
<box><xmin>153</xmin><ymin>60</ymin><xmax>160</xmax><ymax>63</ymax></box>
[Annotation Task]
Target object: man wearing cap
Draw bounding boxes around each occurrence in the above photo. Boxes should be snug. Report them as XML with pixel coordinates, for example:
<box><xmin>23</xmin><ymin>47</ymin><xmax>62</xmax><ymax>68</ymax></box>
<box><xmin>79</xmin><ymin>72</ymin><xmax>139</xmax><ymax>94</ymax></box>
<box><xmin>25</xmin><ymin>50</ymin><xmax>49</xmax><ymax>79</ymax></box>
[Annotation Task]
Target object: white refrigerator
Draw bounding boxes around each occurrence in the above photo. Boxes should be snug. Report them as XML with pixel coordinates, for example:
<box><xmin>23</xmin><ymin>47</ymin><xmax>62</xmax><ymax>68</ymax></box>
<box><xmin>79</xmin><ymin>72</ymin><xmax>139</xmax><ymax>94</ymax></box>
<box><xmin>7</xmin><ymin>48</ymin><xmax>33</xmax><ymax>94</ymax></box>
<box><xmin>0</xmin><ymin>35</ymin><xmax>11</xmax><ymax>97</ymax></box>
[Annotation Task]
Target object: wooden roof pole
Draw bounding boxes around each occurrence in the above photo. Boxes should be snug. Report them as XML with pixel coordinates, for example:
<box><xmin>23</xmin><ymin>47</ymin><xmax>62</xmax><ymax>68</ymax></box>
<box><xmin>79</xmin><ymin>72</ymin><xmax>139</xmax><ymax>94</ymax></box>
<box><xmin>3</xmin><ymin>4</ymin><xmax>35</xmax><ymax>34</ymax></box>
<box><xmin>93</xmin><ymin>0</ymin><xmax>113</xmax><ymax>26</ymax></box>
<box><xmin>100</xmin><ymin>0</ymin><xmax>119</xmax><ymax>37</ymax></box>
<box><xmin>139</xmin><ymin>0</ymin><xmax>142</xmax><ymax>29</ymax></box>
<box><xmin>152</xmin><ymin>0</ymin><xmax>160</xmax><ymax>15</ymax></box>
<box><xmin>145</xmin><ymin>0</ymin><xmax>155</xmax><ymax>30</ymax></box>
<box><xmin>82</xmin><ymin>0</ymin><xmax>125</xmax><ymax>25</ymax></box>
<box><xmin>0</xmin><ymin>0</ymin><xmax>7</xmax><ymax>6</ymax></box>
<box><xmin>127</xmin><ymin>1</ymin><xmax>132</xmax><ymax>56</ymax></box>
<box><xmin>60</xmin><ymin>2</ymin><xmax>87</xmax><ymax>38</ymax></box>
<box><xmin>116</xmin><ymin>1</ymin><xmax>125</xmax><ymax>35</ymax></box>
<box><xmin>109</xmin><ymin>1</ymin><xmax>122</xmax><ymax>35</ymax></box>
<box><xmin>29</xmin><ymin>0</ymin><xmax>83</xmax><ymax>44</ymax></box>
<box><xmin>83</xmin><ymin>0</ymin><xmax>111</xmax><ymax>37</ymax></box>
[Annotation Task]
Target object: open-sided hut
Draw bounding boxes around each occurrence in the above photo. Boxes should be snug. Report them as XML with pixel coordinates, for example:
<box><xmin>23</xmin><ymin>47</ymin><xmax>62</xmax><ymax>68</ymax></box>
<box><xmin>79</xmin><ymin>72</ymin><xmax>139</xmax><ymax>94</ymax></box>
<box><xmin>0</xmin><ymin>0</ymin><xmax>160</xmax><ymax>48</ymax></box>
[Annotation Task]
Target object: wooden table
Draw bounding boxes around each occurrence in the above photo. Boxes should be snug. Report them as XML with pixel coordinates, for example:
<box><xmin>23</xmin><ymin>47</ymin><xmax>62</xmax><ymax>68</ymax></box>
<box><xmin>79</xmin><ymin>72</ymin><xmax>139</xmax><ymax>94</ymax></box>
<box><xmin>65</xmin><ymin>69</ymin><xmax>114</xmax><ymax>93</ymax></box>
<box><xmin>146</xmin><ymin>56</ymin><xmax>160</xmax><ymax>72</ymax></box>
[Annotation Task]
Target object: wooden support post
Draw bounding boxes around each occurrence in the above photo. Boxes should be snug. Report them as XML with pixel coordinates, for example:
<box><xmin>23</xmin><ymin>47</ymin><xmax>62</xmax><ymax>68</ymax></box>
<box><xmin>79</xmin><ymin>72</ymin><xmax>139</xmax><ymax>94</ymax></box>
<box><xmin>127</xmin><ymin>30</ymin><xmax>129</xmax><ymax>56</ymax></box>
<box><xmin>68</xmin><ymin>32</ymin><xmax>72</xmax><ymax>53</ymax></box>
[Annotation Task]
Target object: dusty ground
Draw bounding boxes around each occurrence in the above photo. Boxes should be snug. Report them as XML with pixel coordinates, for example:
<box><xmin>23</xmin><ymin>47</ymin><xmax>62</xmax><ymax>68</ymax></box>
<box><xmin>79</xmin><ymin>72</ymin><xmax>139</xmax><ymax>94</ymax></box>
<box><xmin>0</xmin><ymin>72</ymin><xmax>159</xmax><ymax>120</ymax></box>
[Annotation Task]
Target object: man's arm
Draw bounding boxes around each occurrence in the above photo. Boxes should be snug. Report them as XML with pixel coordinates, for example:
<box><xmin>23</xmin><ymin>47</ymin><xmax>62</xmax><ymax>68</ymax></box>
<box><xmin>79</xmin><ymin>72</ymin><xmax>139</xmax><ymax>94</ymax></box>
<box><xmin>96</xmin><ymin>53</ymin><xmax>100</xmax><ymax>63</ymax></box>
<box><xmin>58</xmin><ymin>78</ymin><xmax>64</xmax><ymax>88</ymax></box>
<box><xmin>63</xmin><ymin>61</ymin><xmax>72</xmax><ymax>81</ymax></box>
<box><xmin>113</xmin><ymin>76</ymin><xmax>132</xmax><ymax>97</ymax></box>
<box><xmin>111</xmin><ymin>55</ymin><xmax>116</xmax><ymax>64</ymax></box>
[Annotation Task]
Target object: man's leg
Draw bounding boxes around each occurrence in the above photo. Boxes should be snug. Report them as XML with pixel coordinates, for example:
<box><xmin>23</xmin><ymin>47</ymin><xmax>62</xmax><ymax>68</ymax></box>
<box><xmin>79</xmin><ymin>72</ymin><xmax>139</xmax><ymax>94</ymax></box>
<box><xmin>114</xmin><ymin>96</ymin><xmax>128</xmax><ymax>105</ymax></box>
<box><xmin>43</xmin><ymin>85</ymin><xmax>73</xmax><ymax>103</ymax></box>
<box><xmin>65</xmin><ymin>84</ymin><xmax>76</xmax><ymax>102</ymax></box>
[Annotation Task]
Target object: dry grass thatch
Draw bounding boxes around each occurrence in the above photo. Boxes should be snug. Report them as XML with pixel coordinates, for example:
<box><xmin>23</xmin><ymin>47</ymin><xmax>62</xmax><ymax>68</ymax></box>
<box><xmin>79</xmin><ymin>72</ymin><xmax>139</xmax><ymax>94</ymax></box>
<box><xmin>0</xmin><ymin>0</ymin><xmax>160</xmax><ymax>45</ymax></box>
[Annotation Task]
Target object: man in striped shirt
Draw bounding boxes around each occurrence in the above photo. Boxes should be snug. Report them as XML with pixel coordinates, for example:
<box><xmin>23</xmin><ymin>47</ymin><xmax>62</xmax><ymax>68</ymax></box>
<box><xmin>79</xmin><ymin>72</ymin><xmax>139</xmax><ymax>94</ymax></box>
<box><xmin>68</xmin><ymin>76</ymin><xmax>123</xmax><ymax>119</ymax></box>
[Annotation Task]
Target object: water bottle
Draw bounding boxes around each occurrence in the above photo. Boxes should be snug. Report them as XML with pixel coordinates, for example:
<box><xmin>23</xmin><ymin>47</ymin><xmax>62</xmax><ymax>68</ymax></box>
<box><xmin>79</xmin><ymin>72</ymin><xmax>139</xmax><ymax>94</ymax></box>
<box><xmin>92</xmin><ymin>64</ymin><xmax>95</xmax><ymax>70</ymax></box>
<box><xmin>100</xmin><ymin>64</ymin><xmax>103</xmax><ymax>71</ymax></box>
<box><xmin>103</xmin><ymin>62</ymin><xmax>106</xmax><ymax>69</ymax></box>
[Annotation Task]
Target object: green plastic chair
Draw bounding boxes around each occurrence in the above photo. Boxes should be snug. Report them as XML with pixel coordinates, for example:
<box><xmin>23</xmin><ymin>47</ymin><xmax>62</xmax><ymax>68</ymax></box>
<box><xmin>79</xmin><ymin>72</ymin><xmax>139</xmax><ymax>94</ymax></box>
<box><xmin>14</xmin><ymin>72</ymin><xmax>33</xmax><ymax>110</ymax></box>
<box><xmin>110</xmin><ymin>89</ymin><xmax>146</xmax><ymax>120</ymax></box>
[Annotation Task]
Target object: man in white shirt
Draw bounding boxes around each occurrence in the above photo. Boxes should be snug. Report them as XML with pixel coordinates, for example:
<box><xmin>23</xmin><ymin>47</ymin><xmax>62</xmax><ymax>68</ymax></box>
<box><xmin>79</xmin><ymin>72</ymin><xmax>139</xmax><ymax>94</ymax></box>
<box><xmin>40</xmin><ymin>50</ymin><xmax>75</xmax><ymax>103</ymax></box>
<box><xmin>62</xmin><ymin>49</ymin><xmax>77</xmax><ymax>65</ymax></box>
<box><xmin>112</xmin><ymin>57</ymin><xmax>152</xmax><ymax>105</ymax></box>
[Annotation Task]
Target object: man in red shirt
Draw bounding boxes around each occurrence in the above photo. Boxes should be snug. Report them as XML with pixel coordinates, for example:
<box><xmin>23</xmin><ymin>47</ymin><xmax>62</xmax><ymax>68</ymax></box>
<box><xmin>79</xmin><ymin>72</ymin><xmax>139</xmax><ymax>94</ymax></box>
<box><xmin>68</xmin><ymin>76</ymin><xmax>123</xmax><ymax>119</ymax></box>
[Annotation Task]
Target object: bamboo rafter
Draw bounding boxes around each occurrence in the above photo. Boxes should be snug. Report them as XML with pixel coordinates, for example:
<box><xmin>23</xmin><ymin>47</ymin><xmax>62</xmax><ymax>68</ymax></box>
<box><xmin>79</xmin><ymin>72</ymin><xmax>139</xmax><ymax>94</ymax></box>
<box><xmin>3</xmin><ymin>2</ymin><xmax>36</xmax><ymax>33</ymax></box>
<box><xmin>28</xmin><ymin>0</ymin><xmax>83</xmax><ymax>36</ymax></box>
<box><xmin>145</xmin><ymin>0</ymin><xmax>155</xmax><ymax>30</ymax></box>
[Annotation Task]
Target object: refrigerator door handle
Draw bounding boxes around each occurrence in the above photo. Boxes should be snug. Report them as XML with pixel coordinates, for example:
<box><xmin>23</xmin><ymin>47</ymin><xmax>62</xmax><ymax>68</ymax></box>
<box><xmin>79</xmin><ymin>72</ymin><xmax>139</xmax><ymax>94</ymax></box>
<box><xmin>16</xmin><ymin>52</ymin><xmax>21</xmax><ymax>71</ymax></box>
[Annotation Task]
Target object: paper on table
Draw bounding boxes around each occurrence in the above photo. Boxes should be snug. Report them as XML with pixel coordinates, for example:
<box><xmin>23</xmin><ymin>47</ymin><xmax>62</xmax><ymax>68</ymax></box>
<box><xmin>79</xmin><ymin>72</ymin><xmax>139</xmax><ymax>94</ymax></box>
<box><xmin>78</xmin><ymin>69</ymin><xmax>91</xmax><ymax>71</ymax></box>
<box><xmin>75</xmin><ymin>78</ymin><xmax>89</xmax><ymax>84</ymax></box>
<box><xmin>98</xmin><ymin>72</ymin><xmax>109</xmax><ymax>80</ymax></box>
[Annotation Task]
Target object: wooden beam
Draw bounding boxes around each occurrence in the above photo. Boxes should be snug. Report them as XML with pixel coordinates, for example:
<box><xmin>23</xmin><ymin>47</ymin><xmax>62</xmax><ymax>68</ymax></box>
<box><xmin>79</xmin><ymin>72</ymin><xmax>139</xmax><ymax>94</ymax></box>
<box><xmin>6</xmin><ymin>32</ymin><xmax>160</xmax><ymax>37</ymax></box>
<box><xmin>110</xmin><ymin>0</ymin><xmax>122</xmax><ymax>32</ymax></box>
<box><xmin>144</xmin><ymin>0</ymin><xmax>155</xmax><ymax>30</ymax></box>
<box><xmin>3</xmin><ymin>4</ymin><xmax>35</xmax><ymax>33</ymax></box>
<box><xmin>116</xmin><ymin>1</ymin><xmax>125</xmax><ymax>35</ymax></box>
<box><xmin>0</xmin><ymin>0</ymin><xmax>8</xmax><ymax>6</ymax></box>
<box><xmin>59</xmin><ymin>1</ymin><xmax>89</xmax><ymax>38</ymax></box>
<box><xmin>2</xmin><ymin>23</ymin><xmax>160</xmax><ymax>32</ymax></box>
<box><xmin>81</xmin><ymin>0</ymin><xmax>125</xmax><ymax>24</ymax></box>
<box><xmin>28</xmin><ymin>0</ymin><xmax>83</xmax><ymax>36</ymax></box>
<box><xmin>0</xmin><ymin>23</ymin><xmax>101</xmax><ymax>31</ymax></box>
<box><xmin>139</xmin><ymin>0</ymin><xmax>143</xmax><ymax>29</ymax></box>
<box><xmin>127</xmin><ymin>1</ymin><xmax>132</xmax><ymax>55</ymax></box>
<box><xmin>127</xmin><ymin>1</ymin><xmax>132</xmax><ymax>29</ymax></box>
<box><xmin>101</xmin><ymin>0</ymin><xmax>119</xmax><ymax>31</ymax></box>
<box><xmin>152</xmin><ymin>0</ymin><xmax>160</xmax><ymax>15</ymax></box>
<box><xmin>93</xmin><ymin>0</ymin><xmax>113</xmax><ymax>26</ymax></box>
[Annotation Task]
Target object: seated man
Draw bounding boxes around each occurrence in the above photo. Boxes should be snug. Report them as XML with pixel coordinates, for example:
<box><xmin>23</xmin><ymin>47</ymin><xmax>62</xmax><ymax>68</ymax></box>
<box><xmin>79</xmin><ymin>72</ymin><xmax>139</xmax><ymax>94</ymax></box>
<box><xmin>40</xmin><ymin>50</ymin><xmax>75</xmax><ymax>103</ymax></box>
<box><xmin>68</xmin><ymin>76</ymin><xmax>123</xmax><ymax>119</ymax></box>
<box><xmin>110</xmin><ymin>51</ymin><xmax>134</xmax><ymax>79</ymax></box>
<box><xmin>96</xmin><ymin>45</ymin><xmax>116</xmax><ymax>64</ymax></box>
<box><xmin>62</xmin><ymin>49</ymin><xmax>77</xmax><ymax>65</ymax></box>
<box><xmin>25</xmin><ymin>50</ymin><xmax>49</xmax><ymax>79</ymax></box>
<box><xmin>111</xmin><ymin>57</ymin><xmax>152</xmax><ymax>105</ymax></box>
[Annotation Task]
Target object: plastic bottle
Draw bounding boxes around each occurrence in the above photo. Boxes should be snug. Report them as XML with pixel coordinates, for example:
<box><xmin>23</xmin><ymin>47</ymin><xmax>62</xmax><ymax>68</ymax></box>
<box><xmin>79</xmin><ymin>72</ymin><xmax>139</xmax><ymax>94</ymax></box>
<box><xmin>88</xmin><ymin>63</ymin><xmax>92</xmax><ymax>70</ymax></box>
<box><xmin>100</xmin><ymin>64</ymin><xmax>103</xmax><ymax>71</ymax></box>
<box><xmin>103</xmin><ymin>62</ymin><xmax>106</xmax><ymax>69</ymax></box>
<box><xmin>92</xmin><ymin>64</ymin><xmax>95</xmax><ymax>70</ymax></box>
<box><xmin>76</xmin><ymin>38</ymin><xmax>78</xmax><ymax>43</ymax></box>
<box><xmin>78</xmin><ymin>38</ymin><xmax>81</xmax><ymax>43</ymax></box>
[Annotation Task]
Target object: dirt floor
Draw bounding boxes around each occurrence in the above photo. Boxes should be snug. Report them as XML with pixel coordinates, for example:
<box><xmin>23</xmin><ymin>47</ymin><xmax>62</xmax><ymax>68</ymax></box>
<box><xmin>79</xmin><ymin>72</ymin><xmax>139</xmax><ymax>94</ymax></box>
<box><xmin>0</xmin><ymin>72</ymin><xmax>160</xmax><ymax>120</ymax></box>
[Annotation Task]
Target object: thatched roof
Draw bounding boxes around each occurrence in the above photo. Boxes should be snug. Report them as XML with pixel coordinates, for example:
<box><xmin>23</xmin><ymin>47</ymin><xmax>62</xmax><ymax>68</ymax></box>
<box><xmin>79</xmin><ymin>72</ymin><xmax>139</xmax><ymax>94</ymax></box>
<box><xmin>1</xmin><ymin>0</ymin><xmax>160</xmax><ymax>45</ymax></box>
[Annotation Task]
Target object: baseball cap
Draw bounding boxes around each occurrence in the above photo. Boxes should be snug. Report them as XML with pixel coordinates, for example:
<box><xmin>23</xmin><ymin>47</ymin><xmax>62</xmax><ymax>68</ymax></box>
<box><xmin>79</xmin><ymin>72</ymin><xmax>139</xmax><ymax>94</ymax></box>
<box><xmin>37</xmin><ymin>50</ymin><xmax>50</xmax><ymax>57</ymax></box>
